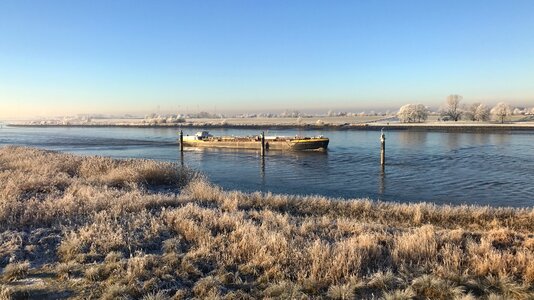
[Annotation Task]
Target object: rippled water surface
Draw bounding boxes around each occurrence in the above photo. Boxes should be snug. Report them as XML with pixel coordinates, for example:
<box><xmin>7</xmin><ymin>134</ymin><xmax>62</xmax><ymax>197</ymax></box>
<box><xmin>1</xmin><ymin>126</ymin><xmax>533</xmax><ymax>207</ymax></box>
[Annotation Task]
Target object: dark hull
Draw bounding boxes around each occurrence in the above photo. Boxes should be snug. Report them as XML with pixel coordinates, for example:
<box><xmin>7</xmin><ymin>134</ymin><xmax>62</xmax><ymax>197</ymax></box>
<box><xmin>287</xmin><ymin>139</ymin><xmax>329</xmax><ymax>150</ymax></box>
<box><xmin>181</xmin><ymin>138</ymin><xmax>328</xmax><ymax>151</ymax></box>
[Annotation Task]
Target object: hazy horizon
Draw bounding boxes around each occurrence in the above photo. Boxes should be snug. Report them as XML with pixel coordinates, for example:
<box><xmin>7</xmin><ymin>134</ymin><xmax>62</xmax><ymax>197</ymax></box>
<box><xmin>2</xmin><ymin>0</ymin><xmax>534</xmax><ymax>119</ymax></box>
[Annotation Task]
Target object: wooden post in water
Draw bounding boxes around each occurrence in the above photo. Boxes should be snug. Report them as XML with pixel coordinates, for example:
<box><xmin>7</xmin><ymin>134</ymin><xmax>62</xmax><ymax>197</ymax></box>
<box><xmin>380</xmin><ymin>129</ymin><xmax>386</xmax><ymax>167</ymax></box>
<box><xmin>260</xmin><ymin>131</ymin><xmax>266</xmax><ymax>156</ymax></box>
<box><xmin>179</xmin><ymin>130</ymin><xmax>184</xmax><ymax>152</ymax></box>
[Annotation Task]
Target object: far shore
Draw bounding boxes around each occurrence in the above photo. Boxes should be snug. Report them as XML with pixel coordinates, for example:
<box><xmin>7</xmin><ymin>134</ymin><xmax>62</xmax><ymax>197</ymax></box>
<box><xmin>6</xmin><ymin>116</ymin><xmax>534</xmax><ymax>132</ymax></box>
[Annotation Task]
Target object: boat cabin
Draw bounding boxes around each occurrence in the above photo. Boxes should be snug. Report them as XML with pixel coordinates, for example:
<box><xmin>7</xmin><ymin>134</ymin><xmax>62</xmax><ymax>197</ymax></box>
<box><xmin>195</xmin><ymin>131</ymin><xmax>213</xmax><ymax>140</ymax></box>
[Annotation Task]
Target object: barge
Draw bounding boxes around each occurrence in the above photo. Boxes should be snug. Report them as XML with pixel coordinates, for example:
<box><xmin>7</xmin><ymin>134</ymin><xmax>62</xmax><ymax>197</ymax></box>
<box><xmin>181</xmin><ymin>131</ymin><xmax>329</xmax><ymax>151</ymax></box>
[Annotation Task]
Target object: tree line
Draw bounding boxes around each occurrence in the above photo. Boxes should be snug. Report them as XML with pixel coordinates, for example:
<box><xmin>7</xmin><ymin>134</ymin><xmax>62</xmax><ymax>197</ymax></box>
<box><xmin>398</xmin><ymin>95</ymin><xmax>520</xmax><ymax>123</ymax></box>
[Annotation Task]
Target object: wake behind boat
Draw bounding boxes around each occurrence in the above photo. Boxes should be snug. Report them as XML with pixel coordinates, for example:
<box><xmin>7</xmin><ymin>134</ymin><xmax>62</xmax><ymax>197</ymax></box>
<box><xmin>181</xmin><ymin>131</ymin><xmax>329</xmax><ymax>151</ymax></box>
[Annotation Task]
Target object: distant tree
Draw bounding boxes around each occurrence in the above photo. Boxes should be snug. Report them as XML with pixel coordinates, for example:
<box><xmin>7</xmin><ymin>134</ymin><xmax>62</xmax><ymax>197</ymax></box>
<box><xmin>281</xmin><ymin>110</ymin><xmax>301</xmax><ymax>118</ymax></box>
<box><xmin>463</xmin><ymin>104</ymin><xmax>476</xmax><ymax>121</ymax></box>
<box><xmin>474</xmin><ymin>103</ymin><xmax>490</xmax><ymax>121</ymax></box>
<box><xmin>440</xmin><ymin>95</ymin><xmax>463</xmax><ymax>121</ymax></box>
<box><xmin>464</xmin><ymin>103</ymin><xmax>490</xmax><ymax>121</ymax></box>
<box><xmin>414</xmin><ymin>104</ymin><xmax>429</xmax><ymax>122</ymax></box>
<box><xmin>513</xmin><ymin>108</ymin><xmax>525</xmax><ymax>115</ymax></box>
<box><xmin>198</xmin><ymin>111</ymin><xmax>212</xmax><ymax>118</ymax></box>
<box><xmin>397</xmin><ymin>104</ymin><xmax>428</xmax><ymax>123</ymax></box>
<box><xmin>398</xmin><ymin>104</ymin><xmax>416</xmax><ymax>123</ymax></box>
<box><xmin>397</xmin><ymin>105</ymin><xmax>413</xmax><ymax>122</ymax></box>
<box><xmin>490</xmin><ymin>102</ymin><xmax>512</xmax><ymax>123</ymax></box>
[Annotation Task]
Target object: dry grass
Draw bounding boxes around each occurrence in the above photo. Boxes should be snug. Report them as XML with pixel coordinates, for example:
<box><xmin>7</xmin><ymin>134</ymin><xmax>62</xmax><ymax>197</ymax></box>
<box><xmin>0</xmin><ymin>146</ymin><xmax>533</xmax><ymax>299</ymax></box>
<box><xmin>2</xmin><ymin>261</ymin><xmax>29</xmax><ymax>282</ymax></box>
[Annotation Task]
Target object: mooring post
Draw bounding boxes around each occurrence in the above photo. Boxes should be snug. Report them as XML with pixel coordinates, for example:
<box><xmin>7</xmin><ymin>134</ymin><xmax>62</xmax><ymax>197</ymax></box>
<box><xmin>380</xmin><ymin>129</ymin><xmax>386</xmax><ymax>167</ymax></box>
<box><xmin>179</xmin><ymin>130</ymin><xmax>184</xmax><ymax>152</ymax></box>
<box><xmin>260</xmin><ymin>131</ymin><xmax>265</xmax><ymax>156</ymax></box>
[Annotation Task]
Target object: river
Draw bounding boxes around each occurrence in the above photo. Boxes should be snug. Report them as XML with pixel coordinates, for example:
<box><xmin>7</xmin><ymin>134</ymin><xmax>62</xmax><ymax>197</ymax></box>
<box><xmin>1</xmin><ymin>126</ymin><xmax>533</xmax><ymax>207</ymax></box>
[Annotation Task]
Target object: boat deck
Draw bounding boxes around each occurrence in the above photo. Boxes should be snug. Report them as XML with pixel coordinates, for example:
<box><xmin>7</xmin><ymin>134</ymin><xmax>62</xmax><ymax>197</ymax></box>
<box><xmin>181</xmin><ymin>134</ymin><xmax>328</xmax><ymax>151</ymax></box>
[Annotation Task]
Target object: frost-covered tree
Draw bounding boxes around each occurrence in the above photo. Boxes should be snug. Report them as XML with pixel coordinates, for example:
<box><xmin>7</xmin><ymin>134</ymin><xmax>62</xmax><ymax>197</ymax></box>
<box><xmin>281</xmin><ymin>110</ymin><xmax>301</xmax><ymax>118</ymax></box>
<box><xmin>464</xmin><ymin>103</ymin><xmax>490</xmax><ymax>121</ymax></box>
<box><xmin>398</xmin><ymin>104</ymin><xmax>428</xmax><ymax>123</ymax></box>
<box><xmin>415</xmin><ymin>104</ymin><xmax>429</xmax><ymax>122</ymax></box>
<box><xmin>397</xmin><ymin>104</ymin><xmax>413</xmax><ymax>123</ymax></box>
<box><xmin>474</xmin><ymin>103</ymin><xmax>490</xmax><ymax>121</ymax></box>
<box><xmin>463</xmin><ymin>104</ymin><xmax>476</xmax><ymax>121</ymax></box>
<box><xmin>440</xmin><ymin>95</ymin><xmax>463</xmax><ymax>121</ymax></box>
<box><xmin>490</xmin><ymin>102</ymin><xmax>512</xmax><ymax>124</ymax></box>
<box><xmin>398</xmin><ymin>104</ymin><xmax>416</xmax><ymax>123</ymax></box>
<box><xmin>513</xmin><ymin>108</ymin><xmax>525</xmax><ymax>115</ymax></box>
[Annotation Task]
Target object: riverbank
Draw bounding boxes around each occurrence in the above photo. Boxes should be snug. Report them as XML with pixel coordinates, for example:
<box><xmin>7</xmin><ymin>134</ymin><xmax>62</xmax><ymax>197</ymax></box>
<box><xmin>7</xmin><ymin>116</ymin><xmax>534</xmax><ymax>132</ymax></box>
<box><xmin>1</xmin><ymin>147</ymin><xmax>533</xmax><ymax>299</ymax></box>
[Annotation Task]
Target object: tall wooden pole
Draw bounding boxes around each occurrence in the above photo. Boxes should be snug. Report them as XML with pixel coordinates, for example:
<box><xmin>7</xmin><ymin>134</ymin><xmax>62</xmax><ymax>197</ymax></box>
<box><xmin>179</xmin><ymin>130</ymin><xmax>184</xmax><ymax>152</ymax></box>
<box><xmin>380</xmin><ymin>129</ymin><xmax>386</xmax><ymax>167</ymax></box>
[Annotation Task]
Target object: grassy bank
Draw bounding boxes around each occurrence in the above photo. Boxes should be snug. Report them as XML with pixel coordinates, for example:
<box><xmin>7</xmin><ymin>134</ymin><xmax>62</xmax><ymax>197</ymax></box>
<box><xmin>9</xmin><ymin>122</ymin><xmax>534</xmax><ymax>133</ymax></box>
<box><xmin>7</xmin><ymin>115</ymin><xmax>534</xmax><ymax>132</ymax></box>
<box><xmin>0</xmin><ymin>147</ymin><xmax>533</xmax><ymax>299</ymax></box>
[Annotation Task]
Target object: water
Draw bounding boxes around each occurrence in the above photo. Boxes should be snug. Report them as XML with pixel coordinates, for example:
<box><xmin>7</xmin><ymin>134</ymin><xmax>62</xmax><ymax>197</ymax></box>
<box><xmin>1</xmin><ymin>126</ymin><xmax>533</xmax><ymax>207</ymax></box>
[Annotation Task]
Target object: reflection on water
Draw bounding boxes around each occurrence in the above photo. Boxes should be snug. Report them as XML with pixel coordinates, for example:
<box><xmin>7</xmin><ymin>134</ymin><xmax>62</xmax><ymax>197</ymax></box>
<box><xmin>1</xmin><ymin>126</ymin><xmax>534</xmax><ymax>207</ymax></box>
<box><xmin>472</xmin><ymin>133</ymin><xmax>490</xmax><ymax>145</ymax></box>
<box><xmin>445</xmin><ymin>133</ymin><xmax>461</xmax><ymax>150</ymax></box>
<box><xmin>491</xmin><ymin>133</ymin><xmax>510</xmax><ymax>146</ymax></box>
<box><xmin>379</xmin><ymin>167</ymin><xmax>386</xmax><ymax>196</ymax></box>
<box><xmin>398</xmin><ymin>131</ymin><xmax>428</xmax><ymax>148</ymax></box>
<box><xmin>260</xmin><ymin>155</ymin><xmax>265</xmax><ymax>177</ymax></box>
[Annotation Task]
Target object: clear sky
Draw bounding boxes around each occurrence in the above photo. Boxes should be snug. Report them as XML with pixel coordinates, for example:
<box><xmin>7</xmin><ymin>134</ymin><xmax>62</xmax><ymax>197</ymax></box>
<box><xmin>1</xmin><ymin>0</ymin><xmax>534</xmax><ymax>118</ymax></box>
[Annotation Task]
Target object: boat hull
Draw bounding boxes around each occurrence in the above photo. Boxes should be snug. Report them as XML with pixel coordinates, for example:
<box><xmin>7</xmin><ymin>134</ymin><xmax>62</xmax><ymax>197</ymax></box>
<box><xmin>284</xmin><ymin>138</ymin><xmax>329</xmax><ymax>151</ymax></box>
<box><xmin>182</xmin><ymin>138</ymin><xmax>329</xmax><ymax>151</ymax></box>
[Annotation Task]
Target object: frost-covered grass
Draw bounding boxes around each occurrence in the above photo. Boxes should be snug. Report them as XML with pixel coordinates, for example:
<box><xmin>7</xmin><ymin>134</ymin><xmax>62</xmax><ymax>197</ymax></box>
<box><xmin>0</xmin><ymin>146</ymin><xmax>533</xmax><ymax>299</ymax></box>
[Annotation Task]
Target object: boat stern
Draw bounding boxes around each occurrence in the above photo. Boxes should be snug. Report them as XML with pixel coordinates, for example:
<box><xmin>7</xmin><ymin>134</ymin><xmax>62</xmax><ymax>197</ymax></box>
<box><xmin>290</xmin><ymin>138</ymin><xmax>329</xmax><ymax>151</ymax></box>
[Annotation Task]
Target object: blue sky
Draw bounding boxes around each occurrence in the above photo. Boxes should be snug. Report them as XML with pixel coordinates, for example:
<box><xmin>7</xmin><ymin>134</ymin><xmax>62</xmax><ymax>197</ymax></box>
<box><xmin>1</xmin><ymin>0</ymin><xmax>534</xmax><ymax>117</ymax></box>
